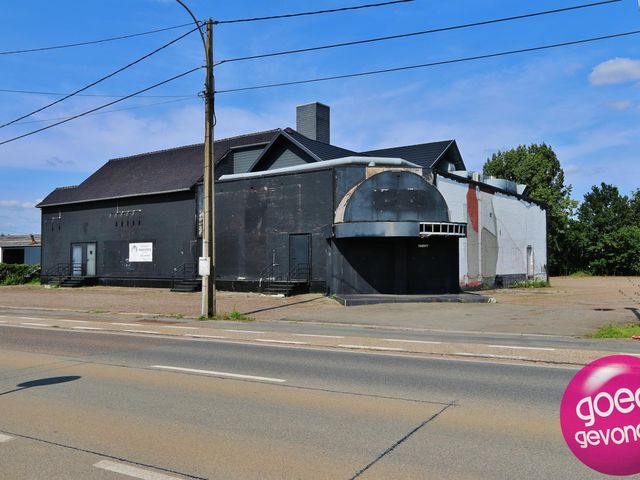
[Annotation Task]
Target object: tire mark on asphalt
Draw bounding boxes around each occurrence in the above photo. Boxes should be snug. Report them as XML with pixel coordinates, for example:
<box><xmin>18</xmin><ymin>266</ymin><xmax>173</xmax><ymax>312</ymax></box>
<box><xmin>0</xmin><ymin>429</ymin><xmax>207</xmax><ymax>480</ymax></box>
<box><xmin>348</xmin><ymin>401</ymin><xmax>457</xmax><ymax>479</ymax></box>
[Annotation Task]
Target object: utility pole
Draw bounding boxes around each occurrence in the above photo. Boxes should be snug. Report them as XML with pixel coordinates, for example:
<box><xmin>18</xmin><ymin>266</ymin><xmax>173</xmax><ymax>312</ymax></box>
<box><xmin>202</xmin><ymin>18</ymin><xmax>216</xmax><ymax>318</ymax></box>
<box><xmin>175</xmin><ymin>2</ymin><xmax>215</xmax><ymax>318</ymax></box>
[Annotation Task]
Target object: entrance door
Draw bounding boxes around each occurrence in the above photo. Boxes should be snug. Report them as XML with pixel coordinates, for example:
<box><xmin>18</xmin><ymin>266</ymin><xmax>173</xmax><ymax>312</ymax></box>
<box><xmin>86</xmin><ymin>243</ymin><xmax>96</xmax><ymax>277</ymax></box>
<box><xmin>289</xmin><ymin>234</ymin><xmax>310</xmax><ymax>280</ymax></box>
<box><xmin>71</xmin><ymin>244</ymin><xmax>83</xmax><ymax>276</ymax></box>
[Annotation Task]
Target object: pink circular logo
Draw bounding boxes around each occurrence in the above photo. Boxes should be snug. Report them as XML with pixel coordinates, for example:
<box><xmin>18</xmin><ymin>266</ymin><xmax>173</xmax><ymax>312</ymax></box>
<box><xmin>561</xmin><ymin>355</ymin><xmax>640</xmax><ymax>476</ymax></box>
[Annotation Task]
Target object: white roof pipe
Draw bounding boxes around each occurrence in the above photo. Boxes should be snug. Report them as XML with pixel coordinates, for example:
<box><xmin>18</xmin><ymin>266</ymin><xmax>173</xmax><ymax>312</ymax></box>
<box><xmin>218</xmin><ymin>156</ymin><xmax>421</xmax><ymax>181</ymax></box>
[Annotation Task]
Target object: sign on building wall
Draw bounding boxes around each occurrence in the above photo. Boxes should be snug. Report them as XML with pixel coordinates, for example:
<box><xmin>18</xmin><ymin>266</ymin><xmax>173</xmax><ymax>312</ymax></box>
<box><xmin>129</xmin><ymin>242</ymin><xmax>153</xmax><ymax>262</ymax></box>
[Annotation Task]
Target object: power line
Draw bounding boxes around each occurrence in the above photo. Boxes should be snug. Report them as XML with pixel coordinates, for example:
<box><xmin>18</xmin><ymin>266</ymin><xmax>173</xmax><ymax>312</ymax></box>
<box><xmin>0</xmin><ymin>67</ymin><xmax>202</xmax><ymax>146</ymax></box>
<box><xmin>12</xmin><ymin>97</ymin><xmax>199</xmax><ymax>126</ymax></box>
<box><xmin>0</xmin><ymin>27</ymin><xmax>199</xmax><ymax>130</ymax></box>
<box><xmin>0</xmin><ymin>22</ymin><xmax>198</xmax><ymax>56</ymax></box>
<box><xmin>214</xmin><ymin>0</ymin><xmax>414</xmax><ymax>25</ymax></box>
<box><xmin>0</xmin><ymin>89</ymin><xmax>195</xmax><ymax>99</ymax></box>
<box><xmin>216</xmin><ymin>0</ymin><xmax>621</xmax><ymax>66</ymax></box>
<box><xmin>216</xmin><ymin>29</ymin><xmax>640</xmax><ymax>94</ymax></box>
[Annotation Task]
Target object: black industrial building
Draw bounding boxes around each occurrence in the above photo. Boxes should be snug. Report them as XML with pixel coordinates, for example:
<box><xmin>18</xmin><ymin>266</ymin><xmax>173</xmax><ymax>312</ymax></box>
<box><xmin>39</xmin><ymin>102</ymin><xmax>470</xmax><ymax>295</ymax></box>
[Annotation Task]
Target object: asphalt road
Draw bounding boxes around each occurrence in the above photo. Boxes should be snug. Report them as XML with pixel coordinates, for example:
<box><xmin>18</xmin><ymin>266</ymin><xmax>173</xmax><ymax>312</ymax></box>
<box><xmin>0</xmin><ymin>325</ymin><xmax>627</xmax><ymax>479</ymax></box>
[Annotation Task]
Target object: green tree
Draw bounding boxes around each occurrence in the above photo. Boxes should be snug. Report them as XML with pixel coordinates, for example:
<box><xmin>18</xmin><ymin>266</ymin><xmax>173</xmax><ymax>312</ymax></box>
<box><xmin>577</xmin><ymin>183</ymin><xmax>636</xmax><ymax>275</ymax></box>
<box><xmin>483</xmin><ymin>144</ymin><xmax>577</xmax><ymax>275</ymax></box>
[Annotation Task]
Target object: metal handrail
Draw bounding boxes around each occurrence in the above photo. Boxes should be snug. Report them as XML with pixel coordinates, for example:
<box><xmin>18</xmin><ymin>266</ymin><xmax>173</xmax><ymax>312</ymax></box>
<box><xmin>172</xmin><ymin>262</ymin><xmax>198</xmax><ymax>289</ymax></box>
<box><xmin>289</xmin><ymin>262</ymin><xmax>310</xmax><ymax>282</ymax></box>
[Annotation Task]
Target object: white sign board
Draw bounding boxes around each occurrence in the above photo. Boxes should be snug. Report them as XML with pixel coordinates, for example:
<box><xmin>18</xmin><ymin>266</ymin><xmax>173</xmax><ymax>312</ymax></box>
<box><xmin>129</xmin><ymin>242</ymin><xmax>153</xmax><ymax>262</ymax></box>
<box><xmin>199</xmin><ymin>257</ymin><xmax>210</xmax><ymax>276</ymax></box>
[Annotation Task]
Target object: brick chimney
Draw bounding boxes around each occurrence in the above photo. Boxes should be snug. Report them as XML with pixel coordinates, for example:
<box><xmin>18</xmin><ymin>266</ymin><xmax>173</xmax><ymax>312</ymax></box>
<box><xmin>296</xmin><ymin>102</ymin><xmax>330</xmax><ymax>144</ymax></box>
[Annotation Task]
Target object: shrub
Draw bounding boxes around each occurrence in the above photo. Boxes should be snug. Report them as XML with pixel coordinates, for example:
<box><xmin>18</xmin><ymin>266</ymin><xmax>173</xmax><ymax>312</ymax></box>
<box><xmin>509</xmin><ymin>279</ymin><xmax>549</xmax><ymax>289</ymax></box>
<box><xmin>0</xmin><ymin>264</ymin><xmax>41</xmax><ymax>285</ymax></box>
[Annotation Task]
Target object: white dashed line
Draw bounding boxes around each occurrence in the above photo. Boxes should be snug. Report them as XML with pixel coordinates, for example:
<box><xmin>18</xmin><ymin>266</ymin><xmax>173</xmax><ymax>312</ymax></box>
<box><xmin>163</xmin><ymin>326</ymin><xmax>198</xmax><ymax>330</ymax></box>
<box><xmin>293</xmin><ymin>334</ymin><xmax>345</xmax><ymax>339</ymax></box>
<box><xmin>111</xmin><ymin>323</ymin><xmax>140</xmax><ymax>326</ymax></box>
<box><xmin>123</xmin><ymin>330</ymin><xmax>161</xmax><ymax>335</ymax></box>
<box><xmin>20</xmin><ymin>322</ymin><xmax>51</xmax><ymax>327</ymax></box>
<box><xmin>224</xmin><ymin>329</ymin><xmax>265</xmax><ymax>334</ymax></box>
<box><xmin>339</xmin><ymin>344</ymin><xmax>405</xmax><ymax>352</ymax></box>
<box><xmin>151</xmin><ymin>365</ymin><xmax>286</xmax><ymax>383</ymax></box>
<box><xmin>454</xmin><ymin>352</ymin><xmax>529</xmax><ymax>360</ymax></box>
<box><xmin>0</xmin><ymin>320</ymin><xmax>5</xmax><ymax>324</ymax></box>
<box><xmin>183</xmin><ymin>334</ymin><xmax>226</xmax><ymax>339</ymax></box>
<box><xmin>383</xmin><ymin>339</ymin><xmax>442</xmax><ymax>345</ymax></box>
<box><xmin>94</xmin><ymin>460</ymin><xmax>182</xmax><ymax>480</ymax></box>
<box><xmin>72</xmin><ymin>326</ymin><xmax>103</xmax><ymax>331</ymax></box>
<box><xmin>488</xmin><ymin>345</ymin><xmax>556</xmax><ymax>352</ymax></box>
<box><xmin>0</xmin><ymin>433</ymin><xmax>13</xmax><ymax>443</ymax></box>
<box><xmin>17</xmin><ymin>316</ymin><xmax>53</xmax><ymax>321</ymax></box>
<box><xmin>60</xmin><ymin>319</ymin><xmax>89</xmax><ymax>324</ymax></box>
<box><xmin>255</xmin><ymin>339</ymin><xmax>309</xmax><ymax>345</ymax></box>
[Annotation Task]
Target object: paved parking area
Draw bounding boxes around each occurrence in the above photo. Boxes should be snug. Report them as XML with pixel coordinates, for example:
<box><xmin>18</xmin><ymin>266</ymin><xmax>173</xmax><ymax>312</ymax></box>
<box><xmin>0</xmin><ymin>276</ymin><xmax>638</xmax><ymax>335</ymax></box>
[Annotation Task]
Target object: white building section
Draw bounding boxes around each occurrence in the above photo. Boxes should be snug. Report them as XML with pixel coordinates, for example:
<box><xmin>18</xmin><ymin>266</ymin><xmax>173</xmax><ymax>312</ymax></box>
<box><xmin>436</xmin><ymin>172</ymin><xmax>547</xmax><ymax>288</ymax></box>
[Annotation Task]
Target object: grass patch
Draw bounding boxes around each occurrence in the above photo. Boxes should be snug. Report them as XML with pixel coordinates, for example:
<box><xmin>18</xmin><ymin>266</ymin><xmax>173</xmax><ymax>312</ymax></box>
<box><xmin>509</xmin><ymin>279</ymin><xmax>549</xmax><ymax>289</ymax></box>
<box><xmin>198</xmin><ymin>306</ymin><xmax>253</xmax><ymax>322</ymax></box>
<box><xmin>88</xmin><ymin>309</ymin><xmax>109</xmax><ymax>314</ymax></box>
<box><xmin>589</xmin><ymin>324</ymin><xmax>640</xmax><ymax>339</ymax></box>
<box><xmin>570</xmin><ymin>270</ymin><xmax>592</xmax><ymax>278</ymax></box>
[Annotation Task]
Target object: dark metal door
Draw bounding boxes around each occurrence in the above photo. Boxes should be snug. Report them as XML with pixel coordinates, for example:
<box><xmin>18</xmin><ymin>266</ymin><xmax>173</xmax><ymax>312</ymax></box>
<box><xmin>289</xmin><ymin>234</ymin><xmax>310</xmax><ymax>281</ymax></box>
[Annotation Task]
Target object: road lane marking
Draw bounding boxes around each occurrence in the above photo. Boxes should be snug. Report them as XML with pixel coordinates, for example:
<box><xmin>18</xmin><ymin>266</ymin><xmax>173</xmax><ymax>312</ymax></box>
<box><xmin>339</xmin><ymin>344</ymin><xmax>405</xmax><ymax>352</ymax></box>
<box><xmin>94</xmin><ymin>460</ymin><xmax>182</xmax><ymax>480</ymax></box>
<box><xmin>60</xmin><ymin>319</ymin><xmax>89</xmax><ymax>324</ymax></box>
<box><xmin>124</xmin><ymin>329</ymin><xmax>161</xmax><ymax>335</ymax></box>
<box><xmin>488</xmin><ymin>345</ymin><xmax>556</xmax><ymax>352</ymax></box>
<box><xmin>0</xmin><ymin>320</ymin><xmax>5</xmax><ymax>323</ymax></box>
<box><xmin>151</xmin><ymin>365</ymin><xmax>286</xmax><ymax>383</ymax></box>
<box><xmin>255</xmin><ymin>339</ymin><xmax>309</xmax><ymax>345</ymax></box>
<box><xmin>72</xmin><ymin>326</ymin><xmax>103</xmax><ymax>331</ymax></box>
<box><xmin>224</xmin><ymin>329</ymin><xmax>265</xmax><ymax>334</ymax></box>
<box><xmin>20</xmin><ymin>322</ymin><xmax>52</xmax><ymax>327</ymax></box>
<box><xmin>0</xmin><ymin>433</ymin><xmax>13</xmax><ymax>443</ymax></box>
<box><xmin>183</xmin><ymin>334</ymin><xmax>226</xmax><ymax>339</ymax></box>
<box><xmin>293</xmin><ymin>333</ymin><xmax>345</xmax><ymax>339</ymax></box>
<box><xmin>383</xmin><ymin>339</ymin><xmax>442</xmax><ymax>345</ymax></box>
<box><xmin>17</xmin><ymin>316</ymin><xmax>54</xmax><ymax>321</ymax></box>
<box><xmin>454</xmin><ymin>352</ymin><xmax>529</xmax><ymax>360</ymax></box>
<box><xmin>112</xmin><ymin>323</ymin><xmax>140</xmax><ymax>326</ymax></box>
<box><xmin>163</xmin><ymin>326</ymin><xmax>197</xmax><ymax>330</ymax></box>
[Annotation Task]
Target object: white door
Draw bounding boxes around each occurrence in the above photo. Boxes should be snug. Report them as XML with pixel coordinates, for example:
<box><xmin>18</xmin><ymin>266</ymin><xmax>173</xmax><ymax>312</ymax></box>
<box><xmin>72</xmin><ymin>245</ymin><xmax>83</xmax><ymax>276</ymax></box>
<box><xmin>526</xmin><ymin>246</ymin><xmax>534</xmax><ymax>279</ymax></box>
<box><xmin>86</xmin><ymin>243</ymin><xmax>96</xmax><ymax>277</ymax></box>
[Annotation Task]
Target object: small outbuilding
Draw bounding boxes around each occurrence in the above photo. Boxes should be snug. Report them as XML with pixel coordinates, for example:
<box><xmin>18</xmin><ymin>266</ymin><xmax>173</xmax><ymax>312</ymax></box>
<box><xmin>38</xmin><ymin>103</ymin><xmax>547</xmax><ymax>294</ymax></box>
<box><xmin>0</xmin><ymin>234</ymin><xmax>41</xmax><ymax>265</ymax></box>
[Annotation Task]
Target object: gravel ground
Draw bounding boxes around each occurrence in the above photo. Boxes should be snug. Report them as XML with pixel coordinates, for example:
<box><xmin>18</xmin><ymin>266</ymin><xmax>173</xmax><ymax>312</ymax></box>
<box><xmin>0</xmin><ymin>276</ymin><xmax>638</xmax><ymax>335</ymax></box>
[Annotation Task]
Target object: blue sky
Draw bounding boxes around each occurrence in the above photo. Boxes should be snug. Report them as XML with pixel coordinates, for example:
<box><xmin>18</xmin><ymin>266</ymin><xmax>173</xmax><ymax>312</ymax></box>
<box><xmin>1</xmin><ymin>0</ymin><xmax>639</xmax><ymax>234</ymax></box>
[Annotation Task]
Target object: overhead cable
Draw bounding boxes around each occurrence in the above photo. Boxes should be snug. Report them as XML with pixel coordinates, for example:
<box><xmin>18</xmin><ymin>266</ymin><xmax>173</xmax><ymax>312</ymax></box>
<box><xmin>215</xmin><ymin>0</ymin><xmax>622</xmax><ymax>65</ymax></box>
<box><xmin>0</xmin><ymin>27</ymin><xmax>199</xmax><ymax>129</ymax></box>
<box><xmin>0</xmin><ymin>22</ymin><xmax>198</xmax><ymax>56</ymax></box>
<box><xmin>214</xmin><ymin>0</ymin><xmax>414</xmax><ymax>25</ymax></box>
<box><xmin>0</xmin><ymin>89</ymin><xmax>195</xmax><ymax>99</ymax></box>
<box><xmin>0</xmin><ymin>67</ymin><xmax>202</xmax><ymax>146</ymax></box>
<box><xmin>216</xmin><ymin>29</ymin><xmax>640</xmax><ymax>93</ymax></box>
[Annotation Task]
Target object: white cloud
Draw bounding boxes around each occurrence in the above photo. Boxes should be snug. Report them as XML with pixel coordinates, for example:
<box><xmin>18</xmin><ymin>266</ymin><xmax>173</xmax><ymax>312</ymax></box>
<box><xmin>606</xmin><ymin>100</ymin><xmax>633</xmax><ymax>111</ymax></box>
<box><xmin>590</xmin><ymin>58</ymin><xmax>640</xmax><ymax>86</ymax></box>
<box><xmin>0</xmin><ymin>200</ymin><xmax>36</xmax><ymax>209</ymax></box>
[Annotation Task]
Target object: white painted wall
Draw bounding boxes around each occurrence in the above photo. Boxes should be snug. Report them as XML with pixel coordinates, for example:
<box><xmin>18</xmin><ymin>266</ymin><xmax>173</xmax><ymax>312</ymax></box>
<box><xmin>436</xmin><ymin>174</ymin><xmax>547</xmax><ymax>287</ymax></box>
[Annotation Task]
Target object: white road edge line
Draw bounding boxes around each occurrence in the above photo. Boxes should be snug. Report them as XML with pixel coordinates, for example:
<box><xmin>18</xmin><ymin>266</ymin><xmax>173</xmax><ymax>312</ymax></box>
<box><xmin>60</xmin><ymin>319</ymin><xmax>89</xmax><ymax>324</ymax></box>
<box><xmin>17</xmin><ymin>316</ymin><xmax>54</xmax><ymax>321</ymax></box>
<box><xmin>0</xmin><ymin>320</ymin><xmax>5</xmax><ymax>323</ymax></box>
<box><xmin>339</xmin><ymin>344</ymin><xmax>405</xmax><ymax>352</ymax></box>
<box><xmin>72</xmin><ymin>326</ymin><xmax>103</xmax><ymax>331</ymax></box>
<box><xmin>124</xmin><ymin>330</ymin><xmax>161</xmax><ymax>335</ymax></box>
<box><xmin>93</xmin><ymin>460</ymin><xmax>182</xmax><ymax>480</ymax></box>
<box><xmin>163</xmin><ymin>326</ymin><xmax>198</xmax><ymax>330</ymax></box>
<box><xmin>293</xmin><ymin>334</ymin><xmax>345</xmax><ymax>339</ymax></box>
<box><xmin>224</xmin><ymin>329</ymin><xmax>265</xmax><ymax>334</ymax></box>
<box><xmin>183</xmin><ymin>334</ymin><xmax>226</xmax><ymax>339</ymax></box>
<box><xmin>383</xmin><ymin>339</ymin><xmax>442</xmax><ymax>345</ymax></box>
<box><xmin>20</xmin><ymin>322</ymin><xmax>51</xmax><ymax>327</ymax></box>
<box><xmin>255</xmin><ymin>339</ymin><xmax>309</xmax><ymax>345</ymax></box>
<box><xmin>151</xmin><ymin>365</ymin><xmax>286</xmax><ymax>383</ymax></box>
<box><xmin>0</xmin><ymin>433</ymin><xmax>13</xmax><ymax>443</ymax></box>
<box><xmin>112</xmin><ymin>323</ymin><xmax>140</xmax><ymax>326</ymax></box>
<box><xmin>488</xmin><ymin>345</ymin><xmax>556</xmax><ymax>352</ymax></box>
<box><xmin>454</xmin><ymin>352</ymin><xmax>529</xmax><ymax>360</ymax></box>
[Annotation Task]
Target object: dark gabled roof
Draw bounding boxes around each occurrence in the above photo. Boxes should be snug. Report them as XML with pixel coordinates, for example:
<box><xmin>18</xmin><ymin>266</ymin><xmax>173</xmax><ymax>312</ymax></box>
<box><xmin>38</xmin><ymin>129</ymin><xmax>279</xmax><ymax>207</ymax></box>
<box><xmin>363</xmin><ymin>140</ymin><xmax>464</xmax><ymax>169</ymax></box>
<box><xmin>284</xmin><ymin>128</ymin><xmax>360</xmax><ymax>161</ymax></box>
